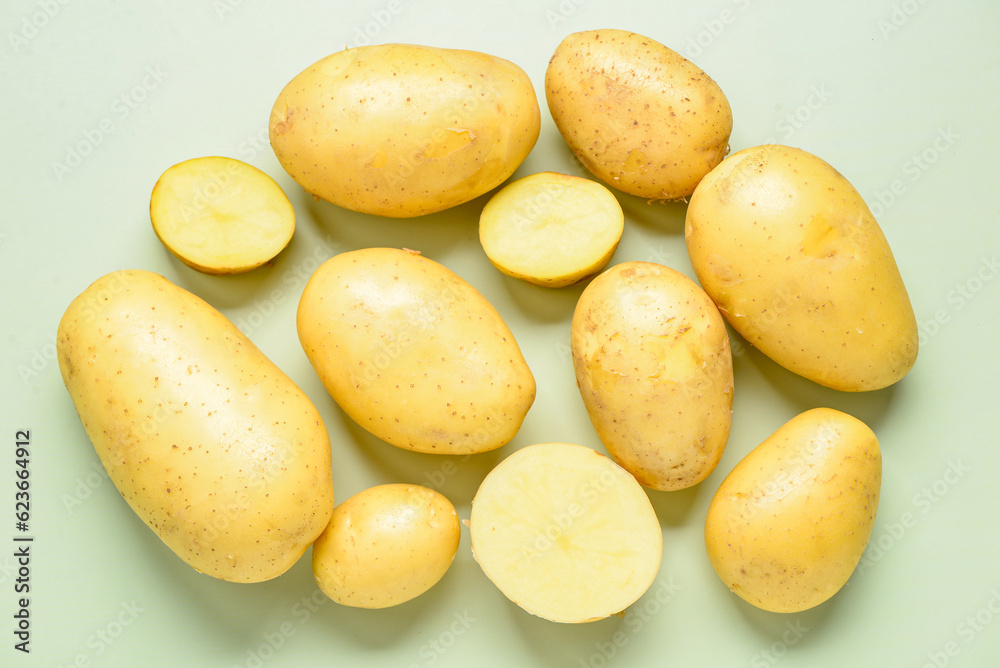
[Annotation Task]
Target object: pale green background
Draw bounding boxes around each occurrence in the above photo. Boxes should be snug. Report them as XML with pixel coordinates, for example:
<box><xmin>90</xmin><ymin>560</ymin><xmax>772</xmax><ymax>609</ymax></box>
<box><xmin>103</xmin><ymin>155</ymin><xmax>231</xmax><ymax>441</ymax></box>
<box><xmin>2</xmin><ymin>1</ymin><xmax>999</xmax><ymax>666</ymax></box>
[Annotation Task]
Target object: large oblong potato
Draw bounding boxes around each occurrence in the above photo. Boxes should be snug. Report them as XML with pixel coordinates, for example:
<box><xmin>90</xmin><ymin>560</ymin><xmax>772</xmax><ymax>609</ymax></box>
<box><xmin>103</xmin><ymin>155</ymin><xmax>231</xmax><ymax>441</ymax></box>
<box><xmin>297</xmin><ymin>248</ymin><xmax>535</xmax><ymax>455</ymax></box>
<box><xmin>545</xmin><ymin>29</ymin><xmax>732</xmax><ymax>200</ymax></box>
<box><xmin>571</xmin><ymin>261</ymin><xmax>733</xmax><ymax>491</ymax></box>
<box><xmin>56</xmin><ymin>270</ymin><xmax>335</xmax><ymax>583</ymax></box>
<box><xmin>269</xmin><ymin>43</ymin><xmax>540</xmax><ymax>217</ymax></box>
<box><xmin>685</xmin><ymin>144</ymin><xmax>918</xmax><ymax>391</ymax></box>
<box><xmin>705</xmin><ymin>407</ymin><xmax>882</xmax><ymax>613</ymax></box>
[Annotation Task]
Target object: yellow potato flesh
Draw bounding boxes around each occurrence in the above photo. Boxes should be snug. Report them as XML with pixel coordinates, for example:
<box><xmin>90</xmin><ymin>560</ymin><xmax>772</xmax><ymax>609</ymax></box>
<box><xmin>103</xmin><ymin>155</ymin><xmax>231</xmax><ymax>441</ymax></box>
<box><xmin>705</xmin><ymin>407</ymin><xmax>881</xmax><ymax>613</ymax></box>
<box><xmin>479</xmin><ymin>172</ymin><xmax>624</xmax><ymax>287</ymax></box>
<box><xmin>470</xmin><ymin>442</ymin><xmax>662</xmax><ymax>623</ymax></box>
<box><xmin>56</xmin><ymin>270</ymin><xmax>335</xmax><ymax>583</ymax></box>
<box><xmin>312</xmin><ymin>484</ymin><xmax>460</xmax><ymax>609</ymax></box>
<box><xmin>685</xmin><ymin>144</ymin><xmax>918</xmax><ymax>391</ymax></box>
<box><xmin>149</xmin><ymin>156</ymin><xmax>294</xmax><ymax>274</ymax></box>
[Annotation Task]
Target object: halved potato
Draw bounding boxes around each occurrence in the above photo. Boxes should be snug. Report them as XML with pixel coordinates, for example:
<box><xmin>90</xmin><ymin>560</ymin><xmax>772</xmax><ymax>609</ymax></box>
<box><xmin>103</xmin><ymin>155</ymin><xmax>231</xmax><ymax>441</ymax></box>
<box><xmin>150</xmin><ymin>156</ymin><xmax>295</xmax><ymax>274</ymax></box>
<box><xmin>478</xmin><ymin>172</ymin><xmax>624</xmax><ymax>287</ymax></box>
<box><xmin>469</xmin><ymin>442</ymin><xmax>662</xmax><ymax>623</ymax></box>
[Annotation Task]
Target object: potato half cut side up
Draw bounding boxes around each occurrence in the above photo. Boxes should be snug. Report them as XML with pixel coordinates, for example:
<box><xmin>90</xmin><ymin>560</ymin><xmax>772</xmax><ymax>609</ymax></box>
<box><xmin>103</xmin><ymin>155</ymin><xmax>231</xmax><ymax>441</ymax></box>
<box><xmin>470</xmin><ymin>442</ymin><xmax>663</xmax><ymax>623</ymax></box>
<box><xmin>150</xmin><ymin>156</ymin><xmax>295</xmax><ymax>274</ymax></box>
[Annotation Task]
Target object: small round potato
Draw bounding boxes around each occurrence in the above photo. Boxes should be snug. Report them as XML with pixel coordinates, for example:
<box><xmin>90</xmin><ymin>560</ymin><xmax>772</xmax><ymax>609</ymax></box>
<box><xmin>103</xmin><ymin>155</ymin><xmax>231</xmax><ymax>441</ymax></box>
<box><xmin>479</xmin><ymin>172</ymin><xmax>624</xmax><ymax>288</ymax></box>
<box><xmin>149</xmin><ymin>156</ymin><xmax>295</xmax><ymax>274</ymax></box>
<box><xmin>313</xmin><ymin>484</ymin><xmax>461</xmax><ymax>608</ymax></box>
<box><xmin>545</xmin><ymin>29</ymin><xmax>732</xmax><ymax>200</ymax></box>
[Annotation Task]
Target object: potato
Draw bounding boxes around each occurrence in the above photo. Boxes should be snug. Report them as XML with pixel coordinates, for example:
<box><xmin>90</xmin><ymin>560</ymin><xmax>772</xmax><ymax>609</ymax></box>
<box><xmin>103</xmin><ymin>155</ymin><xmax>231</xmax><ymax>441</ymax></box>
<box><xmin>478</xmin><ymin>171</ymin><xmax>624</xmax><ymax>287</ymax></box>
<box><xmin>704</xmin><ymin>407</ymin><xmax>881</xmax><ymax>613</ymax></box>
<box><xmin>313</xmin><ymin>484</ymin><xmax>460</xmax><ymax>608</ymax></box>
<box><xmin>545</xmin><ymin>29</ymin><xmax>732</xmax><ymax>200</ymax></box>
<box><xmin>469</xmin><ymin>442</ymin><xmax>662</xmax><ymax>623</ymax></box>
<box><xmin>56</xmin><ymin>270</ymin><xmax>335</xmax><ymax>583</ymax></box>
<box><xmin>269</xmin><ymin>43</ymin><xmax>540</xmax><ymax>218</ymax></box>
<box><xmin>297</xmin><ymin>247</ymin><xmax>535</xmax><ymax>455</ymax></box>
<box><xmin>685</xmin><ymin>144</ymin><xmax>918</xmax><ymax>391</ymax></box>
<box><xmin>149</xmin><ymin>156</ymin><xmax>295</xmax><ymax>274</ymax></box>
<box><xmin>571</xmin><ymin>261</ymin><xmax>733</xmax><ymax>491</ymax></box>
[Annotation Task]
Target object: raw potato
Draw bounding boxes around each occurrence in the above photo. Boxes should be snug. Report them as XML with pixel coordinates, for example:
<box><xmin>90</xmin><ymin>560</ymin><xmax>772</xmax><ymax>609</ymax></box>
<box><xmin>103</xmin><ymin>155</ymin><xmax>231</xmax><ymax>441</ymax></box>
<box><xmin>313</xmin><ymin>484</ymin><xmax>460</xmax><ymax>609</ymax></box>
<box><xmin>297</xmin><ymin>248</ymin><xmax>535</xmax><ymax>455</ymax></box>
<box><xmin>269</xmin><ymin>43</ymin><xmax>540</xmax><ymax>217</ymax></box>
<box><xmin>545</xmin><ymin>29</ymin><xmax>732</xmax><ymax>200</ymax></box>
<box><xmin>685</xmin><ymin>144</ymin><xmax>918</xmax><ymax>391</ymax></box>
<box><xmin>469</xmin><ymin>442</ymin><xmax>662</xmax><ymax>623</ymax></box>
<box><xmin>571</xmin><ymin>261</ymin><xmax>733</xmax><ymax>491</ymax></box>
<box><xmin>56</xmin><ymin>270</ymin><xmax>335</xmax><ymax>583</ymax></box>
<box><xmin>704</xmin><ymin>407</ymin><xmax>881</xmax><ymax>613</ymax></box>
<box><xmin>478</xmin><ymin>171</ymin><xmax>624</xmax><ymax>287</ymax></box>
<box><xmin>149</xmin><ymin>156</ymin><xmax>295</xmax><ymax>274</ymax></box>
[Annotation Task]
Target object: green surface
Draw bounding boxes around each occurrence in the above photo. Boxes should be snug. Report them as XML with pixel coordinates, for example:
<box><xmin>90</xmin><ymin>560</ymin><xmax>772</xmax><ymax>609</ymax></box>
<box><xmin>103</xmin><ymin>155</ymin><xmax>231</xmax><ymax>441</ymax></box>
<box><xmin>2</xmin><ymin>1</ymin><xmax>999</xmax><ymax>666</ymax></box>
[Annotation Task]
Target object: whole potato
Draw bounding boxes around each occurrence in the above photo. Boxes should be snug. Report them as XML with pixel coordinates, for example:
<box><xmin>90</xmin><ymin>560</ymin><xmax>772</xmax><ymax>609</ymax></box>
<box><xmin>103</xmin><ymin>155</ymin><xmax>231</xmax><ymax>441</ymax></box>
<box><xmin>685</xmin><ymin>144</ymin><xmax>918</xmax><ymax>391</ymax></box>
<box><xmin>704</xmin><ymin>407</ymin><xmax>881</xmax><ymax>613</ymax></box>
<box><xmin>313</xmin><ymin>484</ymin><xmax>460</xmax><ymax>609</ymax></box>
<box><xmin>297</xmin><ymin>248</ymin><xmax>535</xmax><ymax>455</ymax></box>
<box><xmin>56</xmin><ymin>270</ymin><xmax>335</xmax><ymax>583</ymax></box>
<box><xmin>571</xmin><ymin>261</ymin><xmax>733</xmax><ymax>491</ymax></box>
<box><xmin>269</xmin><ymin>43</ymin><xmax>540</xmax><ymax>217</ymax></box>
<box><xmin>545</xmin><ymin>29</ymin><xmax>732</xmax><ymax>200</ymax></box>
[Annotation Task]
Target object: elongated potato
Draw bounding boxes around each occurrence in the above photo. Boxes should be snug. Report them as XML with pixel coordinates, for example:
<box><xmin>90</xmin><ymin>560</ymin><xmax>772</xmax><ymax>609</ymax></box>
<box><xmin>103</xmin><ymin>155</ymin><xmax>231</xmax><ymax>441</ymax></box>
<box><xmin>546</xmin><ymin>29</ymin><xmax>732</xmax><ymax>200</ymax></box>
<box><xmin>56</xmin><ymin>270</ymin><xmax>335</xmax><ymax>583</ymax></box>
<box><xmin>297</xmin><ymin>248</ymin><xmax>535</xmax><ymax>455</ymax></box>
<box><xmin>571</xmin><ymin>261</ymin><xmax>733</xmax><ymax>490</ymax></box>
<box><xmin>705</xmin><ymin>408</ymin><xmax>881</xmax><ymax>613</ymax></box>
<box><xmin>685</xmin><ymin>144</ymin><xmax>918</xmax><ymax>391</ymax></box>
<box><xmin>270</xmin><ymin>43</ymin><xmax>540</xmax><ymax>217</ymax></box>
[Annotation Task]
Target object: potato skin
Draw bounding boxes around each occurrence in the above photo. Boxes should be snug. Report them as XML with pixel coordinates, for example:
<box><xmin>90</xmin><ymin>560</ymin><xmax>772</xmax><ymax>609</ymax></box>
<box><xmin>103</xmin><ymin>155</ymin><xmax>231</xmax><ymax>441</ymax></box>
<box><xmin>56</xmin><ymin>270</ymin><xmax>335</xmax><ymax>583</ymax></box>
<box><xmin>297</xmin><ymin>248</ymin><xmax>535</xmax><ymax>455</ymax></box>
<box><xmin>685</xmin><ymin>144</ymin><xmax>918</xmax><ymax>391</ymax></box>
<box><xmin>312</xmin><ymin>484</ymin><xmax>460</xmax><ymax>609</ymax></box>
<box><xmin>269</xmin><ymin>43</ymin><xmax>540</xmax><ymax>217</ymax></box>
<box><xmin>571</xmin><ymin>261</ymin><xmax>733</xmax><ymax>491</ymax></box>
<box><xmin>545</xmin><ymin>29</ymin><xmax>732</xmax><ymax>200</ymax></box>
<box><xmin>704</xmin><ymin>407</ymin><xmax>881</xmax><ymax>613</ymax></box>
